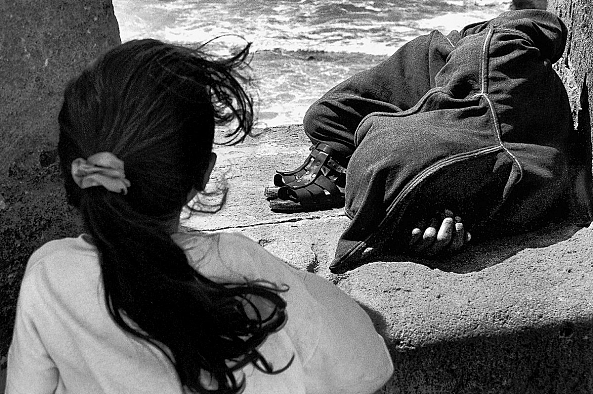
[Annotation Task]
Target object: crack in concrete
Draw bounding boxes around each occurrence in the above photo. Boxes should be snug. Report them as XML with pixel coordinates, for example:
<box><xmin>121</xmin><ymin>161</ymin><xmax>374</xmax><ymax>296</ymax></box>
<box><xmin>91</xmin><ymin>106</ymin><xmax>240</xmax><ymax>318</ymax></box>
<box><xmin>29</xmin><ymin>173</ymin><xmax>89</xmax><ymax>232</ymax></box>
<box><xmin>182</xmin><ymin>213</ymin><xmax>345</xmax><ymax>232</ymax></box>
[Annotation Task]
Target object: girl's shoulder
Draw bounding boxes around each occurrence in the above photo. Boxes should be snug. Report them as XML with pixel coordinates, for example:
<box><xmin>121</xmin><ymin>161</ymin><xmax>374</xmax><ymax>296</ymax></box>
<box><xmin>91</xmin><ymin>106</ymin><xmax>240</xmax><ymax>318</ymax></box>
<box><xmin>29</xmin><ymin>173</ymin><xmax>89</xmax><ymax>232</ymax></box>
<box><xmin>18</xmin><ymin>235</ymin><xmax>102</xmax><ymax>316</ymax></box>
<box><xmin>22</xmin><ymin>235</ymin><xmax>100</xmax><ymax>299</ymax></box>
<box><xmin>175</xmin><ymin>231</ymin><xmax>271</xmax><ymax>261</ymax></box>
<box><xmin>28</xmin><ymin>235</ymin><xmax>96</xmax><ymax>270</ymax></box>
<box><xmin>174</xmin><ymin>230</ymin><xmax>256</xmax><ymax>247</ymax></box>
<box><xmin>214</xmin><ymin>232</ymin><xmax>292</xmax><ymax>272</ymax></box>
<box><xmin>175</xmin><ymin>231</ymin><xmax>295</xmax><ymax>283</ymax></box>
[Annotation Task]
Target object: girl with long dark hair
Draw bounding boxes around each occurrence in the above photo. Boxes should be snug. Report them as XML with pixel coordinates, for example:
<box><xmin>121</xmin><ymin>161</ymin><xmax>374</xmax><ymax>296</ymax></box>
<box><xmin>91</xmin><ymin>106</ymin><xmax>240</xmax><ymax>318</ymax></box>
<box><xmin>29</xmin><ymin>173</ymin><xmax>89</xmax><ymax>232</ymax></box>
<box><xmin>7</xmin><ymin>39</ymin><xmax>393</xmax><ymax>393</ymax></box>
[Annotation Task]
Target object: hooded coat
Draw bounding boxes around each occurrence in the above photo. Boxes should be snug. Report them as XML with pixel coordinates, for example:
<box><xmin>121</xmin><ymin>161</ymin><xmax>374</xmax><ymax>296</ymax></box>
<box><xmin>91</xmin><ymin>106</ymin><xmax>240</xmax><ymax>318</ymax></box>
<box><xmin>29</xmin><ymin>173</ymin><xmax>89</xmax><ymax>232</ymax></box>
<box><xmin>326</xmin><ymin>10</ymin><xmax>592</xmax><ymax>273</ymax></box>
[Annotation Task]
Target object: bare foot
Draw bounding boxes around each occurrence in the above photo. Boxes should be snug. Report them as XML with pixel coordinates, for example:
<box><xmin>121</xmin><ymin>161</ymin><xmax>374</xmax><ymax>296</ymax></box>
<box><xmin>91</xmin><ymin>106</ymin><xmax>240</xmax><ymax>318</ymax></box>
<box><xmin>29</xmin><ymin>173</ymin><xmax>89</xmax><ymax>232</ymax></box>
<box><xmin>409</xmin><ymin>209</ymin><xmax>471</xmax><ymax>257</ymax></box>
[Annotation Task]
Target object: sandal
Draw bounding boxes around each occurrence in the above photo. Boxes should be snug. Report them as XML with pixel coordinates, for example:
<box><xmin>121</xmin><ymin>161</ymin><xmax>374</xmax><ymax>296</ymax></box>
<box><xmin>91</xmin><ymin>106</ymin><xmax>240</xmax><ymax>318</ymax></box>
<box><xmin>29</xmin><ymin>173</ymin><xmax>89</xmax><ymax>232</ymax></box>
<box><xmin>267</xmin><ymin>142</ymin><xmax>346</xmax><ymax>212</ymax></box>
<box><xmin>274</xmin><ymin>143</ymin><xmax>340</xmax><ymax>185</ymax></box>
<box><xmin>269</xmin><ymin>174</ymin><xmax>345</xmax><ymax>212</ymax></box>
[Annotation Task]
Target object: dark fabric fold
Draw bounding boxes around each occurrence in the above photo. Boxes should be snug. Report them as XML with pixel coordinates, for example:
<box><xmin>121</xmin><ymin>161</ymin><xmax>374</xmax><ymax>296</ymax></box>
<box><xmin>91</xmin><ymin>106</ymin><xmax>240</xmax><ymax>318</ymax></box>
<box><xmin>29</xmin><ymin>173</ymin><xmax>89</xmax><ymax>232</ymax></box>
<box><xmin>318</xmin><ymin>10</ymin><xmax>590</xmax><ymax>274</ymax></box>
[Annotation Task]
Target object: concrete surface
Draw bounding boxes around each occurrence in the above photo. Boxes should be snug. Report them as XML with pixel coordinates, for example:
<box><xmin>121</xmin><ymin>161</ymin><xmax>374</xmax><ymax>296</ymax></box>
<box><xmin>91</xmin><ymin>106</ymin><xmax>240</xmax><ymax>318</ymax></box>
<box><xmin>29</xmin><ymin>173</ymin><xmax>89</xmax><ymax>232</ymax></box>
<box><xmin>182</xmin><ymin>125</ymin><xmax>350</xmax><ymax>276</ymax></box>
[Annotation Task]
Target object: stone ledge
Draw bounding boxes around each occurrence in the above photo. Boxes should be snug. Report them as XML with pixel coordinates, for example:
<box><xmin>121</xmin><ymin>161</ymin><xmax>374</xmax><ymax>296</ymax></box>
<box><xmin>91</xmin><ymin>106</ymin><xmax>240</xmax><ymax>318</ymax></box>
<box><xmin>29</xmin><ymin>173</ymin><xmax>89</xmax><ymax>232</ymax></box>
<box><xmin>338</xmin><ymin>226</ymin><xmax>593</xmax><ymax>392</ymax></box>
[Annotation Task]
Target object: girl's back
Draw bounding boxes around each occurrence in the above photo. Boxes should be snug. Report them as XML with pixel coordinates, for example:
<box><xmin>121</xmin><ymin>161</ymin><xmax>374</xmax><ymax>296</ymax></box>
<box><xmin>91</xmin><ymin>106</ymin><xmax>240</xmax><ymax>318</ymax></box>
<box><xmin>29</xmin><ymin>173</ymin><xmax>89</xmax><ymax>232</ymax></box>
<box><xmin>9</xmin><ymin>231</ymin><xmax>392</xmax><ymax>393</ymax></box>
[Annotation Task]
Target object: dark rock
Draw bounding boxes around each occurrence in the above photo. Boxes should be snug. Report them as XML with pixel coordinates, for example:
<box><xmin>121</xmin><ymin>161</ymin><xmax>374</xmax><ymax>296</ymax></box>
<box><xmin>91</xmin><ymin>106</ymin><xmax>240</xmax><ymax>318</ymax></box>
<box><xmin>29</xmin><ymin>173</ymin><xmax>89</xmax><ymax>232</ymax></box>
<box><xmin>0</xmin><ymin>0</ymin><xmax>120</xmax><ymax>357</ymax></box>
<box><xmin>39</xmin><ymin>149</ymin><xmax>59</xmax><ymax>168</ymax></box>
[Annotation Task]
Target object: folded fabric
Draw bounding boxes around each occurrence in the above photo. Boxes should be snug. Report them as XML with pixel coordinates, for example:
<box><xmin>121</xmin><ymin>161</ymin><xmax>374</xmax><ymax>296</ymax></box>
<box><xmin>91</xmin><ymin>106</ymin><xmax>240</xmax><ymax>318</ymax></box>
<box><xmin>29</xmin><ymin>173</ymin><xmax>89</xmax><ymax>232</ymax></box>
<box><xmin>330</xmin><ymin>10</ymin><xmax>592</xmax><ymax>274</ymax></box>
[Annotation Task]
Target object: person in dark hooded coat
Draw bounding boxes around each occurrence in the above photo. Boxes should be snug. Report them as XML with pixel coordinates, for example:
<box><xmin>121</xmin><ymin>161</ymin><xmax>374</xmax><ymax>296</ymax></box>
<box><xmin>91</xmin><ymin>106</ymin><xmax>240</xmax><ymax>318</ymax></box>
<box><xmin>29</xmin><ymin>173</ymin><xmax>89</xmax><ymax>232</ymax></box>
<box><xmin>267</xmin><ymin>9</ymin><xmax>592</xmax><ymax>273</ymax></box>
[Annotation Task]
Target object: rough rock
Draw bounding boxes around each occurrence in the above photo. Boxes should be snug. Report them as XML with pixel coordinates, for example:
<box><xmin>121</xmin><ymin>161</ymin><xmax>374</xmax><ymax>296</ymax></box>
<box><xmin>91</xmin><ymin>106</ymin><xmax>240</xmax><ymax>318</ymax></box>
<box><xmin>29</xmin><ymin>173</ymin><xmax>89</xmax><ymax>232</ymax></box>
<box><xmin>339</xmin><ymin>226</ymin><xmax>593</xmax><ymax>393</ymax></box>
<box><xmin>0</xmin><ymin>0</ymin><xmax>120</xmax><ymax>357</ymax></box>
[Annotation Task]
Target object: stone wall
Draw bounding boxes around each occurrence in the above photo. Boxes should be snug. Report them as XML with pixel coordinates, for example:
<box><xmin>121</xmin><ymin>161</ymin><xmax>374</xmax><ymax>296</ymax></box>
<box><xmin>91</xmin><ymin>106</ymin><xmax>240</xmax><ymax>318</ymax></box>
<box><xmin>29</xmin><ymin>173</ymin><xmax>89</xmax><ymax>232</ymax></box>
<box><xmin>548</xmin><ymin>0</ymin><xmax>593</xmax><ymax>148</ymax></box>
<box><xmin>0</xmin><ymin>0</ymin><xmax>120</xmax><ymax>357</ymax></box>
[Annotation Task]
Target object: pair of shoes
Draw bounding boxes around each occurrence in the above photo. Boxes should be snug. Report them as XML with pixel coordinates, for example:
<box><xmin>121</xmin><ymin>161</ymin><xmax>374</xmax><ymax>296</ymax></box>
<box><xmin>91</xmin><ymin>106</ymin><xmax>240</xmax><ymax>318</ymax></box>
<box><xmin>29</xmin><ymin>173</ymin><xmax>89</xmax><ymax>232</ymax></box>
<box><xmin>266</xmin><ymin>143</ymin><xmax>346</xmax><ymax>213</ymax></box>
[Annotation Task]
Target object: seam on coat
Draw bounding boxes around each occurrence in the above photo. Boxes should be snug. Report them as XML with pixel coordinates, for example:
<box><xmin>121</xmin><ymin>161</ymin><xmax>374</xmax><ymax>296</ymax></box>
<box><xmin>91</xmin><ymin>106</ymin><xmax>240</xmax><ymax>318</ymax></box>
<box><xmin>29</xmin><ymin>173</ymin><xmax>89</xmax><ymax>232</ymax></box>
<box><xmin>379</xmin><ymin>145</ymin><xmax>504</xmax><ymax>228</ymax></box>
<box><xmin>478</xmin><ymin>27</ymin><xmax>524</xmax><ymax>184</ymax></box>
<box><xmin>339</xmin><ymin>145</ymin><xmax>503</xmax><ymax>264</ymax></box>
<box><xmin>444</xmin><ymin>34</ymin><xmax>456</xmax><ymax>48</ymax></box>
<box><xmin>479</xmin><ymin>29</ymin><xmax>490</xmax><ymax>94</ymax></box>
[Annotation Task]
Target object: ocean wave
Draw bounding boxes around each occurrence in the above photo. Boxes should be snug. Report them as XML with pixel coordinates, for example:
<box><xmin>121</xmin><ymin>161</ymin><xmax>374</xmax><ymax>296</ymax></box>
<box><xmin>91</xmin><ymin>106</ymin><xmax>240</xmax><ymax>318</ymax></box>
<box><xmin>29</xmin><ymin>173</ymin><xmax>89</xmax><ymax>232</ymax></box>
<box><xmin>115</xmin><ymin>0</ymin><xmax>510</xmax><ymax>56</ymax></box>
<box><xmin>247</xmin><ymin>49</ymin><xmax>387</xmax><ymax>127</ymax></box>
<box><xmin>112</xmin><ymin>0</ymin><xmax>512</xmax><ymax>125</ymax></box>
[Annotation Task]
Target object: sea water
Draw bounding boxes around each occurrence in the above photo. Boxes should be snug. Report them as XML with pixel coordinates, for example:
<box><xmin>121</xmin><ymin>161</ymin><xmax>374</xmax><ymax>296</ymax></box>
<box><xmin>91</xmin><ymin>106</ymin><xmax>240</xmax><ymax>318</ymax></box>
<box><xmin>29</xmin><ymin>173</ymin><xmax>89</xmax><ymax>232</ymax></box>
<box><xmin>113</xmin><ymin>0</ymin><xmax>511</xmax><ymax>127</ymax></box>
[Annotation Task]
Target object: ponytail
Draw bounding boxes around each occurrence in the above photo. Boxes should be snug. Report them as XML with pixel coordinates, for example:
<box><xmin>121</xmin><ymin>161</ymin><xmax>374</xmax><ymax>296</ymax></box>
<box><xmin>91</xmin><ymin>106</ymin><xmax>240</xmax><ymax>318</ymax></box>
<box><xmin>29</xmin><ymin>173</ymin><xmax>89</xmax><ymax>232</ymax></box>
<box><xmin>79</xmin><ymin>188</ymin><xmax>291</xmax><ymax>393</ymax></box>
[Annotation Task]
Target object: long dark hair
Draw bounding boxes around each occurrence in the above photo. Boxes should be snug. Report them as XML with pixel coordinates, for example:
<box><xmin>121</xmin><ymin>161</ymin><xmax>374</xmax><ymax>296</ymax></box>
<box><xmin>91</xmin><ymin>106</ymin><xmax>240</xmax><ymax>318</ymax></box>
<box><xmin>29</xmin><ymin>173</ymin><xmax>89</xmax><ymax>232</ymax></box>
<box><xmin>57</xmin><ymin>39</ymin><xmax>290</xmax><ymax>393</ymax></box>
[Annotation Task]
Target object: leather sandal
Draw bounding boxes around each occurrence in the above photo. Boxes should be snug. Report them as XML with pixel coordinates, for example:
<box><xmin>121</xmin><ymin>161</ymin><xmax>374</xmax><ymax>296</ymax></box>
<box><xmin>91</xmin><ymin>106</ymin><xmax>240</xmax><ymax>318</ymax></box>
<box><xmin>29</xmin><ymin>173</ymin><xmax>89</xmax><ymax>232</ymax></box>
<box><xmin>266</xmin><ymin>142</ymin><xmax>346</xmax><ymax>212</ymax></box>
